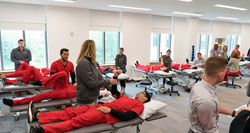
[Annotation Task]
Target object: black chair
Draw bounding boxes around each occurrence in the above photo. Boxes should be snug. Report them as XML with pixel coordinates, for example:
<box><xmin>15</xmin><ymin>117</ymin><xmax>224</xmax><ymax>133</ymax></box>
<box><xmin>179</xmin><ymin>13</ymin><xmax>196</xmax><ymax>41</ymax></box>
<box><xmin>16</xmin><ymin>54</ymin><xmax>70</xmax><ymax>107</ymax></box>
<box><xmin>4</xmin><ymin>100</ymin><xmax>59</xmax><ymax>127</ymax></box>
<box><xmin>166</xmin><ymin>81</ymin><xmax>180</xmax><ymax>96</ymax></box>
<box><xmin>226</xmin><ymin>75</ymin><xmax>241</xmax><ymax>89</ymax></box>
<box><xmin>139</xmin><ymin>80</ymin><xmax>152</xmax><ymax>92</ymax></box>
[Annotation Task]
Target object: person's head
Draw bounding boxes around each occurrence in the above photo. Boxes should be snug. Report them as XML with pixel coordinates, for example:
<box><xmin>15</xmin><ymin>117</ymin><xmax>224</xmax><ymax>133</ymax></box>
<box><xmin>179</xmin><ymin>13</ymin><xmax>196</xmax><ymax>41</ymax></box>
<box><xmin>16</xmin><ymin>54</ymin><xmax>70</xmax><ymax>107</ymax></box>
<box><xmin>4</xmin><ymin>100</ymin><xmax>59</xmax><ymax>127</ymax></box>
<box><xmin>76</xmin><ymin>40</ymin><xmax>96</xmax><ymax>64</ymax></box>
<box><xmin>119</xmin><ymin>48</ymin><xmax>124</xmax><ymax>55</ymax></box>
<box><xmin>235</xmin><ymin>44</ymin><xmax>240</xmax><ymax>50</ymax></box>
<box><xmin>231</xmin><ymin>51</ymin><xmax>239</xmax><ymax>59</ymax></box>
<box><xmin>214</xmin><ymin>44</ymin><xmax>218</xmax><ymax>50</ymax></box>
<box><xmin>223</xmin><ymin>45</ymin><xmax>228</xmax><ymax>52</ymax></box>
<box><xmin>205</xmin><ymin>56</ymin><xmax>228</xmax><ymax>84</ymax></box>
<box><xmin>18</xmin><ymin>39</ymin><xmax>24</xmax><ymax>48</ymax></box>
<box><xmin>166</xmin><ymin>50</ymin><xmax>171</xmax><ymax>57</ymax></box>
<box><xmin>197</xmin><ymin>53</ymin><xmax>202</xmax><ymax>60</ymax></box>
<box><xmin>60</xmin><ymin>48</ymin><xmax>69</xmax><ymax>61</ymax></box>
<box><xmin>135</xmin><ymin>91</ymin><xmax>152</xmax><ymax>103</ymax></box>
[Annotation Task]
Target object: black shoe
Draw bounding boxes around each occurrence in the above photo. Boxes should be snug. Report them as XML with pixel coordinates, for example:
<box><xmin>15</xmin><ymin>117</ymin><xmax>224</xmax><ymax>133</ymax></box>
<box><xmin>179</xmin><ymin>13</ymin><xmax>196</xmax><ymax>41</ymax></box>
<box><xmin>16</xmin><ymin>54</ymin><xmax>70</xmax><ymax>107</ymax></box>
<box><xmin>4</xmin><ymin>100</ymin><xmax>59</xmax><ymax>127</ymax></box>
<box><xmin>28</xmin><ymin>101</ymin><xmax>38</xmax><ymax>123</ymax></box>
<box><xmin>30</xmin><ymin>125</ymin><xmax>44</xmax><ymax>133</ymax></box>
<box><xmin>135</xmin><ymin>61</ymin><xmax>139</xmax><ymax>66</ymax></box>
<box><xmin>3</xmin><ymin>98</ymin><xmax>13</xmax><ymax>106</ymax></box>
<box><xmin>30</xmin><ymin>80</ymin><xmax>42</xmax><ymax>86</ymax></box>
<box><xmin>186</xmin><ymin>58</ymin><xmax>189</xmax><ymax>64</ymax></box>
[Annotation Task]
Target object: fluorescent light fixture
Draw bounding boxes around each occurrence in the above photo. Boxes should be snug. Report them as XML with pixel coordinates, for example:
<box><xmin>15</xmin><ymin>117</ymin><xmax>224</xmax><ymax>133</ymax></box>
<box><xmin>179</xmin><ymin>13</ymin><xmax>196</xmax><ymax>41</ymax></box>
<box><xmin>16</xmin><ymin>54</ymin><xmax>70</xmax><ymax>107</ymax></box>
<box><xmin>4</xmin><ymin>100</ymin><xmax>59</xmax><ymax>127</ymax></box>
<box><xmin>214</xmin><ymin>4</ymin><xmax>247</xmax><ymax>11</ymax></box>
<box><xmin>178</xmin><ymin>0</ymin><xmax>193</xmax><ymax>2</ymax></box>
<box><xmin>108</xmin><ymin>5</ymin><xmax>151</xmax><ymax>11</ymax></box>
<box><xmin>217</xmin><ymin>16</ymin><xmax>238</xmax><ymax>20</ymax></box>
<box><xmin>53</xmin><ymin>0</ymin><xmax>76</xmax><ymax>3</ymax></box>
<box><xmin>173</xmin><ymin>12</ymin><xmax>202</xmax><ymax>17</ymax></box>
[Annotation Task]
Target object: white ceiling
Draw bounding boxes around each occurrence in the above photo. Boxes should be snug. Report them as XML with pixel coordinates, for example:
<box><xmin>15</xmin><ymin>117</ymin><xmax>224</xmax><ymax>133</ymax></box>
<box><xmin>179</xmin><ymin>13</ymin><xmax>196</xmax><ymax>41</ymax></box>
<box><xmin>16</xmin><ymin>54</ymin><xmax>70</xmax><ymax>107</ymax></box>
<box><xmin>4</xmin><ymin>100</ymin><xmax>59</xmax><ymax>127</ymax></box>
<box><xmin>1</xmin><ymin>0</ymin><xmax>250</xmax><ymax>23</ymax></box>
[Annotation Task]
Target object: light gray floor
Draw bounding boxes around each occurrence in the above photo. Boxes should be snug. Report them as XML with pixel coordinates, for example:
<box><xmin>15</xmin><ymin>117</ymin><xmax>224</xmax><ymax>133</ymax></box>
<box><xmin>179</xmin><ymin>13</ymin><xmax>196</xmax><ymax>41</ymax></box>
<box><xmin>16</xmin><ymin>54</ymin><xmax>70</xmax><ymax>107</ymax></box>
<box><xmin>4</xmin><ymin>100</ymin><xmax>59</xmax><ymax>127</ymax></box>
<box><xmin>0</xmin><ymin>76</ymin><xmax>250</xmax><ymax>133</ymax></box>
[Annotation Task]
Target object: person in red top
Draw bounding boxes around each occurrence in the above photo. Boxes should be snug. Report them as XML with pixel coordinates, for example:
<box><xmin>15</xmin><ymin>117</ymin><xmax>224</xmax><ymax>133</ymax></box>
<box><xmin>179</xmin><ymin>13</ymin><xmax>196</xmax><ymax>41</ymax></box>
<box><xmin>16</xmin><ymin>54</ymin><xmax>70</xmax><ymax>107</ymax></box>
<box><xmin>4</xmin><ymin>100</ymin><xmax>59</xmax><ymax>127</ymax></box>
<box><xmin>0</xmin><ymin>62</ymin><xmax>49</xmax><ymax>85</ymax></box>
<box><xmin>231</xmin><ymin>44</ymin><xmax>245</xmax><ymax>60</ymax></box>
<box><xmin>28</xmin><ymin>77</ymin><xmax>151</xmax><ymax>133</ymax></box>
<box><xmin>2</xmin><ymin>71</ymin><xmax>74</xmax><ymax>106</ymax></box>
<box><xmin>50</xmin><ymin>48</ymin><xmax>76</xmax><ymax>89</ymax></box>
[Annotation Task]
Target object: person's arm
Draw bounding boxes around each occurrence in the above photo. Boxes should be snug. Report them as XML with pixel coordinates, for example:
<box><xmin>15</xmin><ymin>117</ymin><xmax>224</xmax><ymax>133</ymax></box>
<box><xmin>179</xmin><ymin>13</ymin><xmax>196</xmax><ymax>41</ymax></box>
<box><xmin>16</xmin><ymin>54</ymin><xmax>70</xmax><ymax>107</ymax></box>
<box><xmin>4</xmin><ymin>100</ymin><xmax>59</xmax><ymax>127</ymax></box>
<box><xmin>23</xmin><ymin>49</ymin><xmax>32</xmax><ymax>62</ymax></box>
<box><xmin>115</xmin><ymin>55</ymin><xmax>118</xmax><ymax>69</ymax></box>
<box><xmin>70</xmin><ymin>72</ymin><xmax>76</xmax><ymax>84</ymax></box>
<box><xmin>219</xmin><ymin>104</ymin><xmax>250</xmax><ymax>117</ymax></box>
<box><xmin>246</xmin><ymin>80</ymin><xmax>250</xmax><ymax>96</ymax></box>
<box><xmin>110</xmin><ymin>109</ymin><xmax>138</xmax><ymax>121</ymax></box>
<box><xmin>76</xmin><ymin>60</ymin><xmax>110</xmax><ymax>89</ymax></box>
<box><xmin>10</xmin><ymin>49</ymin><xmax>19</xmax><ymax>64</ymax></box>
<box><xmin>120</xmin><ymin>55</ymin><xmax>127</xmax><ymax>69</ymax></box>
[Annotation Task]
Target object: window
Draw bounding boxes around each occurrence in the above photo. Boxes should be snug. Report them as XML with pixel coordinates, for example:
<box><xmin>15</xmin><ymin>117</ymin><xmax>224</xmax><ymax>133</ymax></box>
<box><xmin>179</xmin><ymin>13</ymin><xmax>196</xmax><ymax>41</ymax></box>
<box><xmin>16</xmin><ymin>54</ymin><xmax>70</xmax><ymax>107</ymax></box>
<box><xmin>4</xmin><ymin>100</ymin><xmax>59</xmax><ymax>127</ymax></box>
<box><xmin>150</xmin><ymin>33</ymin><xmax>171</xmax><ymax>61</ymax></box>
<box><xmin>89</xmin><ymin>31</ymin><xmax>120</xmax><ymax>64</ymax></box>
<box><xmin>0</xmin><ymin>30</ymin><xmax>47</xmax><ymax>70</ymax></box>
<box><xmin>227</xmin><ymin>35</ymin><xmax>239</xmax><ymax>56</ymax></box>
<box><xmin>197</xmin><ymin>34</ymin><xmax>209</xmax><ymax>56</ymax></box>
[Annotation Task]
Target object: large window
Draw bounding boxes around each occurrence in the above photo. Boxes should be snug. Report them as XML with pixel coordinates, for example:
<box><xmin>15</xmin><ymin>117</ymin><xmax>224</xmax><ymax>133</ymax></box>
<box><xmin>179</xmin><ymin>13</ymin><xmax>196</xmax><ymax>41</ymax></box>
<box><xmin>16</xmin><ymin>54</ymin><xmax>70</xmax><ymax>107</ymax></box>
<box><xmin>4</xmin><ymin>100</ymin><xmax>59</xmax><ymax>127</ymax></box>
<box><xmin>197</xmin><ymin>34</ymin><xmax>209</xmax><ymax>56</ymax></box>
<box><xmin>227</xmin><ymin>35</ymin><xmax>239</xmax><ymax>56</ymax></box>
<box><xmin>150</xmin><ymin>33</ymin><xmax>171</xmax><ymax>61</ymax></box>
<box><xmin>89</xmin><ymin>31</ymin><xmax>120</xmax><ymax>64</ymax></box>
<box><xmin>0</xmin><ymin>30</ymin><xmax>47</xmax><ymax>70</ymax></box>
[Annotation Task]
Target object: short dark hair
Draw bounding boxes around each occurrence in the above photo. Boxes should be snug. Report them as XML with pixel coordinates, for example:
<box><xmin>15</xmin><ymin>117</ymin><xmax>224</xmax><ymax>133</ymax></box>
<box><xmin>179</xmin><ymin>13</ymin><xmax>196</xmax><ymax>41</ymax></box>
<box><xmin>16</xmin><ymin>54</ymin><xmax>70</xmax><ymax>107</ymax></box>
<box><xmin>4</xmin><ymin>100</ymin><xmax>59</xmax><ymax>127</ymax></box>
<box><xmin>144</xmin><ymin>91</ymin><xmax>152</xmax><ymax>103</ymax></box>
<box><xmin>60</xmin><ymin>48</ymin><xmax>69</xmax><ymax>54</ymax></box>
<box><xmin>18</xmin><ymin>39</ymin><xmax>24</xmax><ymax>43</ymax></box>
<box><xmin>167</xmin><ymin>50</ymin><xmax>171</xmax><ymax>53</ymax></box>
<box><xmin>205</xmin><ymin>56</ymin><xmax>228</xmax><ymax>77</ymax></box>
<box><xmin>197</xmin><ymin>53</ymin><xmax>202</xmax><ymax>56</ymax></box>
<box><xmin>120</xmin><ymin>48</ymin><xmax>124</xmax><ymax>51</ymax></box>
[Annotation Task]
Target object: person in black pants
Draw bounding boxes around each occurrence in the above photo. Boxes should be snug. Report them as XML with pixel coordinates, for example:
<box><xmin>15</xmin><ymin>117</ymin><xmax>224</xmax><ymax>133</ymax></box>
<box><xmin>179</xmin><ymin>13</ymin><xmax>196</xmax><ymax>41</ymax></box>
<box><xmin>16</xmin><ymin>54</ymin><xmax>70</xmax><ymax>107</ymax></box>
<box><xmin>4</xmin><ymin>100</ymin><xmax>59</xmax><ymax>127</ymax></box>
<box><xmin>159</xmin><ymin>50</ymin><xmax>173</xmax><ymax>88</ymax></box>
<box><xmin>115</xmin><ymin>47</ymin><xmax>127</xmax><ymax>95</ymax></box>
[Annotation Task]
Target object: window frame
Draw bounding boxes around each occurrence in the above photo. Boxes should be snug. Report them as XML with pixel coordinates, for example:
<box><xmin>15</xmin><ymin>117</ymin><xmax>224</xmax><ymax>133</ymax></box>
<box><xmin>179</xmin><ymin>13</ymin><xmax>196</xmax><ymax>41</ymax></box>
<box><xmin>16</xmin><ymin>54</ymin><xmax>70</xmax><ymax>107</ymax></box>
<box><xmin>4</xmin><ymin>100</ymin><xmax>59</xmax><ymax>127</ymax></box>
<box><xmin>89</xmin><ymin>31</ymin><xmax>120</xmax><ymax>65</ymax></box>
<box><xmin>197</xmin><ymin>34</ymin><xmax>209</xmax><ymax>56</ymax></box>
<box><xmin>150</xmin><ymin>33</ymin><xmax>172</xmax><ymax>62</ymax></box>
<box><xmin>0</xmin><ymin>30</ymin><xmax>48</xmax><ymax>71</ymax></box>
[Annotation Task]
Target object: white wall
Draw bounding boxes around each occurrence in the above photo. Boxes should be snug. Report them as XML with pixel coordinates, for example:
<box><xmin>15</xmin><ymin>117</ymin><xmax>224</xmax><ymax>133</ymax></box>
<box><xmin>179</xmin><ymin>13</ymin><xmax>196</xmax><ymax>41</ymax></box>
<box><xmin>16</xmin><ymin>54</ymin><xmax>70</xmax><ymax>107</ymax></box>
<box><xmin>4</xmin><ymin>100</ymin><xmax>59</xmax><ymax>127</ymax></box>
<box><xmin>240</xmin><ymin>24</ymin><xmax>250</xmax><ymax>55</ymax></box>
<box><xmin>46</xmin><ymin>6</ymin><xmax>89</xmax><ymax>67</ymax></box>
<box><xmin>121</xmin><ymin>13</ymin><xmax>151</xmax><ymax>78</ymax></box>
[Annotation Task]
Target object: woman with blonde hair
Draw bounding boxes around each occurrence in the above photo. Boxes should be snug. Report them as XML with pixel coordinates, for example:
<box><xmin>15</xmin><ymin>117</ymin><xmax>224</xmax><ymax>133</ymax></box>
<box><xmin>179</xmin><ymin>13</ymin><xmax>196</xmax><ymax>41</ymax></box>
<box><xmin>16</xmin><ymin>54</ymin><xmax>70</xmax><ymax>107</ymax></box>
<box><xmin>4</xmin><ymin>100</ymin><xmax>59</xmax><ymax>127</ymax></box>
<box><xmin>76</xmin><ymin>40</ymin><xmax>117</xmax><ymax>105</ymax></box>
<box><xmin>221</xmin><ymin>45</ymin><xmax>229</xmax><ymax>61</ymax></box>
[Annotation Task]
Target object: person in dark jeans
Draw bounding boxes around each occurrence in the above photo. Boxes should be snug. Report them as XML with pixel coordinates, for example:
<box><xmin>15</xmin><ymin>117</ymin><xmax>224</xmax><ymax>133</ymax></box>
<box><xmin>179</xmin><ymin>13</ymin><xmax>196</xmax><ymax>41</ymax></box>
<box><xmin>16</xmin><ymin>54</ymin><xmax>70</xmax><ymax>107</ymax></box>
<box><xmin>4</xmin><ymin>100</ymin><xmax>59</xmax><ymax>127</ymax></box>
<box><xmin>115</xmin><ymin>47</ymin><xmax>127</xmax><ymax>95</ymax></box>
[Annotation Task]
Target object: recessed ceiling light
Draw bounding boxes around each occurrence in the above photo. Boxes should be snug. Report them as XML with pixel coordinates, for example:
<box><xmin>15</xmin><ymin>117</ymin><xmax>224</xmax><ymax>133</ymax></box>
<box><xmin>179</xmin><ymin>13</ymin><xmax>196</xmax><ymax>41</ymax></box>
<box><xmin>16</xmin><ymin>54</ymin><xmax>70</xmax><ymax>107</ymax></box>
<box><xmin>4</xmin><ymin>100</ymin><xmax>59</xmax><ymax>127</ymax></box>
<box><xmin>217</xmin><ymin>16</ymin><xmax>238</xmax><ymax>20</ymax></box>
<box><xmin>108</xmin><ymin>5</ymin><xmax>151</xmax><ymax>11</ymax></box>
<box><xmin>214</xmin><ymin>4</ymin><xmax>247</xmax><ymax>11</ymax></box>
<box><xmin>53</xmin><ymin>0</ymin><xmax>76</xmax><ymax>3</ymax></box>
<box><xmin>173</xmin><ymin>12</ymin><xmax>202</xmax><ymax>17</ymax></box>
<box><xmin>178</xmin><ymin>0</ymin><xmax>193</xmax><ymax>2</ymax></box>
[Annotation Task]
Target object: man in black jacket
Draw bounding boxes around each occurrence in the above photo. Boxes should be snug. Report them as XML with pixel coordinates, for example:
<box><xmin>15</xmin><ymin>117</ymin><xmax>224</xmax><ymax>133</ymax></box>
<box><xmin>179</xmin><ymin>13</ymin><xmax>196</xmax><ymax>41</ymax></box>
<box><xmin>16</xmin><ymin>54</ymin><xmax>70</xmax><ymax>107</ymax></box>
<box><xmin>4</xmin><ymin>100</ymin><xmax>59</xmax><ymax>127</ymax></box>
<box><xmin>115</xmin><ymin>47</ymin><xmax>127</xmax><ymax>95</ymax></box>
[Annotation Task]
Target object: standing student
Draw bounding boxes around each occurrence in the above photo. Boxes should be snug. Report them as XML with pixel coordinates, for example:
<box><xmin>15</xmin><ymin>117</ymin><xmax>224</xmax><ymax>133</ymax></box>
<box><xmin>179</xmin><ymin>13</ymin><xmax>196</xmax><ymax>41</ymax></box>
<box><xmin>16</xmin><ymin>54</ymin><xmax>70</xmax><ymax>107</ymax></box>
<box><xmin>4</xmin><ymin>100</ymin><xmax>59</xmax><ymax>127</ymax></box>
<box><xmin>232</xmin><ymin>44</ymin><xmax>245</xmax><ymax>60</ymax></box>
<box><xmin>50</xmin><ymin>48</ymin><xmax>76</xmax><ymax>89</ymax></box>
<box><xmin>115</xmin><ymin>47</ymin><xmax>127</xmax><ymax>95</ymax></box>
<box><xmin>76</xmin><ymin>40</ymin><xmax>117</xmax><ymax>105</ymax></box>
<box><xmin>188</xmin><ymin>56</ymin><xmax>249</xmax><ymax>133</ymax></box>
<box><xmin>11</xmin><ymin>39</ymin><xmax>32</xmax><ymax>70</ymax></box>
<box><xmin>209</xmin><ymin>44</ymin><xmax>221</xmax><ymax>57</ymax></box>
<box><xmin>221</xmin><ymin>45</ymin><xmax>229</xmax><ymax>61</ymax></box>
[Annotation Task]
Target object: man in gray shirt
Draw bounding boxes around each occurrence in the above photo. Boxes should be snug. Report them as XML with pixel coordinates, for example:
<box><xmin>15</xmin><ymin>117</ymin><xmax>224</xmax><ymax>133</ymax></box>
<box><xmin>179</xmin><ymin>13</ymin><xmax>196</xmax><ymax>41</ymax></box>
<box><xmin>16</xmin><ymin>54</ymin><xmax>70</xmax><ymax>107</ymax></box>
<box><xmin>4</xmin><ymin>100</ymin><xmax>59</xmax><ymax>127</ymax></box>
<box><xmin>188</xmin><ymin>56</ymin><xmax>249</xmax><ymax>133</ymax></box>
<box><xmin>11</xmin><ymin>39</ymin><xmax>32</xmax><ymax>70</ymax></box>
<box><xmin>192</xmin><ymin>53</ymin><xmax>205</xmax><ymax>69</ymax></box>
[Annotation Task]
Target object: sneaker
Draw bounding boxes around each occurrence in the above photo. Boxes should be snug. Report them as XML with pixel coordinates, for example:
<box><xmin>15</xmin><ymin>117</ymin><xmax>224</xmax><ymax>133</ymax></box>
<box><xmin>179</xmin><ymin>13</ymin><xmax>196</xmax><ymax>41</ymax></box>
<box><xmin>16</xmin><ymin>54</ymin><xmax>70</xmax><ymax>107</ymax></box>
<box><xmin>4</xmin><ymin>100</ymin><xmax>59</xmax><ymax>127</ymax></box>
<box><xmin>27</xmin><ymin>101</ymin><xmax>38</xmax><ymax>123</ymax></box>
<box><xmin>186</xmin><ymin>58</ymin><xmax>189</xmax><ymax>64</ymax></box>
<box><xmin>30</xmin><ymin>80</ymin><xmax>42</xmax><ymax>86</ymax></box>
<box><xmin>2</xmin><ymin>98</ymin><xmax>13</xmax><ymax>106</ymax></box>
<box><xmin>14</xmin><ymin>80</ymin><xmax>26</xmax><ymax>86</ymax></box>
<box><xmin>30</xmin><ymin>125</ymin><xmax>44</xmax><ymax>133</ymax></box>
<box><xmin>2</xmin><ymin>78</ymin><xmax>6</xmax><ymax>85</ymax></box>
<box><xmin>120</xmin><ymin>89</ymin><xmax>126</xmax><ymax>95</ymax></box>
